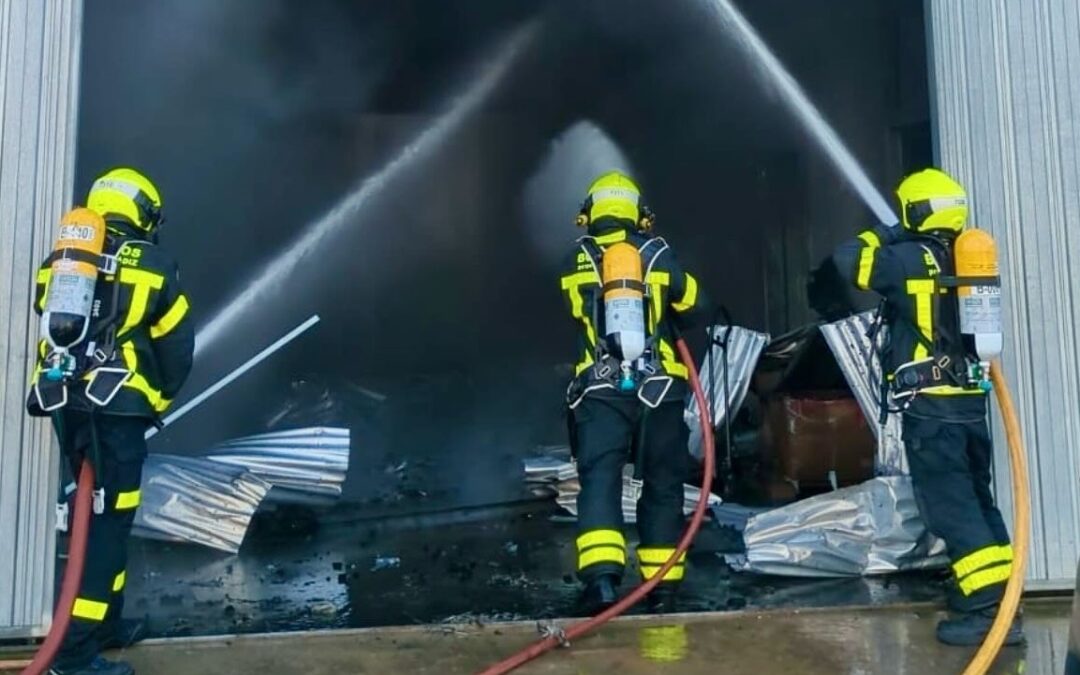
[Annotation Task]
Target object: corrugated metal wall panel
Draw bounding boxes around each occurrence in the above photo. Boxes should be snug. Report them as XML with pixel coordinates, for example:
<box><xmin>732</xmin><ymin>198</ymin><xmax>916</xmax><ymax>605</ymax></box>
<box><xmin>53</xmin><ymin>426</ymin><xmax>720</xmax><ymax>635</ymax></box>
<box><xmin>928</xmin><ymin>0</ymin><xmax>1080</xmax><ymax>586</ymax></box>
<box><xmin>0</xmin><ymin>0</ymin><xmax>83</xmax><ymax>635</ymax></box>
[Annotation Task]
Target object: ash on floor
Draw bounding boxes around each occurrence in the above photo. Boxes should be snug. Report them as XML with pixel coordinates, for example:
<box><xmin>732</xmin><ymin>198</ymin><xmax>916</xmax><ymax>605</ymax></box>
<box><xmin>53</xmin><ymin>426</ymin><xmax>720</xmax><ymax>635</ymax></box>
<box><xmin>121</xmin><ymin>502</ymin><xmax>947</xmax><ymax>639</ymax></box>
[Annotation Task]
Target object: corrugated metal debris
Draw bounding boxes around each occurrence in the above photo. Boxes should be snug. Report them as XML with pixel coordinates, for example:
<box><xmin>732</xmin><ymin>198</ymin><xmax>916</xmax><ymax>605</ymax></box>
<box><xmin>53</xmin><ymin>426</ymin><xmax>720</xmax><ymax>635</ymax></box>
<box><xmin>523</xmin><ymin>451</ymin><xmax>721</xmax><ymax>523</ymax></box>
<box><xmin>132</xmin><ymin>455</ymin><xmax>272</xmax><ymax>553</ymax></box>
<box><xmin>819</xmin><ymin>312</ymin><xmax>906</xmax><ymax>475</ymax></box>
<box><xmin>685</xmin><ymin>326</ymin><xmax>770</xmax><ymax>460</ymax></box>
<box><xmin>206</xmin><ymin>427</ymin><xmax>350</xmax><ymax>503</ymax></box>
<box><xmin>736</xmin><ymin>476</ymin><xmax>946</xmax><ymax>577</ymax></box>
<box><xmin>131</xmin><ymin>427</ymin><xmax>350</xmax><ymax>553</ymax></box>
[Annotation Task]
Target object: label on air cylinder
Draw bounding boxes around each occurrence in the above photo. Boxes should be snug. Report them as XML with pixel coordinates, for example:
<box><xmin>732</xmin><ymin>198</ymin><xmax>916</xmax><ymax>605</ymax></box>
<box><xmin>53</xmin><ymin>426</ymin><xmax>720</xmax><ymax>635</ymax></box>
<box><xmin>959</xmin><ymin>285</ymin><xmax>1002</xmax><ymax>335</ymax></box>
<box><xmin>45</xmin><ymin>273</ymin><xmax>96</xmax><ymax>315</ymax></box>
<box><xmin>605</xmin><ymin>297</ymin><xmax>645</xmax><ymax>361</ymax></box>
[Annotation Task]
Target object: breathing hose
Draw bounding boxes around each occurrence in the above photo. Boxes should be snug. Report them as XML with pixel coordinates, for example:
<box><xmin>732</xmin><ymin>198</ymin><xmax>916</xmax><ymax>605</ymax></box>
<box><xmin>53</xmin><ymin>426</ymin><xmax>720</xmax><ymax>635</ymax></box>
<box><xmin>963</xmin><ymin>362</ymin><xmax>1030</xmax><ymax>675</ymax></box>
<box><xmin>477</xmin><ymin>337</ymin><xmax>715</xmax><ymax>675</ymax></box>
<box><xmin>23</xmin><ymin>460</ymin><xmax>95</xmax><ymax>675</ymax></box>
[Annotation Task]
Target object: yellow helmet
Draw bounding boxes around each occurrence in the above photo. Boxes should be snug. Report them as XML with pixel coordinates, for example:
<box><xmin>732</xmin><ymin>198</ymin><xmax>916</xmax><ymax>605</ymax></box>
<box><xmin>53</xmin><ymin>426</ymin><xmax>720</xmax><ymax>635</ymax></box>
<box><xmin>896</xmin><ymin>168</ymin><xmax>968</xmax><ymax>234</ymax></box>
<box><xmin>577</xmin><ymin>171</ymin><xmax>655</xmax><ymax>231</ymax></box>
<box><xmin>87</xmin><ymin>167</ymin><xmax>163</xmax><ymax>233</ymax></box>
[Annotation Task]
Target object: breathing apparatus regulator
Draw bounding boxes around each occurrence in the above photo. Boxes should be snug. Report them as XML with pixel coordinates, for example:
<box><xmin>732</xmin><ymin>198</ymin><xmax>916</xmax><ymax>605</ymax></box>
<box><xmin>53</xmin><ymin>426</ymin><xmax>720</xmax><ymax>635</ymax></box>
<box><xmin>883</xmin><ymin>169</ymin><xmax>1003</xmax><ymax>407</ymax></box>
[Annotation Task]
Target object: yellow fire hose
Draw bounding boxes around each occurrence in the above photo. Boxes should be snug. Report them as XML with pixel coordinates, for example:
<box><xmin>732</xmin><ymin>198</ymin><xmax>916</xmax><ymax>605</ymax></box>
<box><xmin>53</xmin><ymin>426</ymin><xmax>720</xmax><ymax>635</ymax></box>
<box><xmin>963</xmin><ymin>362</ymin><xmax>1030</xmax><ymax>675</ymax></box>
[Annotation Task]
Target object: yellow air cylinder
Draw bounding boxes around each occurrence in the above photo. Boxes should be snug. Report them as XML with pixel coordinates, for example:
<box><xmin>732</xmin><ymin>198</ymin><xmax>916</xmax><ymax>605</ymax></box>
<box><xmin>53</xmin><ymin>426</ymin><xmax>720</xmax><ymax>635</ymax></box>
<box><xmin>602</xmin><ymin>242</ymin><xmax>646</xmax><ymax>390</ymax></box>
<box><xmin>41</xmin><ymin>208</ymin><xmax>107</xmax><ymax>354</ymax></box>
<box><xmin>955</xmin><ymin>227</ymin><xmax>1003</xmax><ymax>364</ymax></box>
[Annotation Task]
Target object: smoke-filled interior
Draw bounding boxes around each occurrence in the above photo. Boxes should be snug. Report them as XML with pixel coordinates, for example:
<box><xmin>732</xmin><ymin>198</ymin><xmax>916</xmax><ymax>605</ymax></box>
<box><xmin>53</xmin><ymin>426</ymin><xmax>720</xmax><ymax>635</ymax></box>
<box><xmin>77</xmin><ymin>0</ymin><xmax>931</xmax><ymax>513</ymax></box>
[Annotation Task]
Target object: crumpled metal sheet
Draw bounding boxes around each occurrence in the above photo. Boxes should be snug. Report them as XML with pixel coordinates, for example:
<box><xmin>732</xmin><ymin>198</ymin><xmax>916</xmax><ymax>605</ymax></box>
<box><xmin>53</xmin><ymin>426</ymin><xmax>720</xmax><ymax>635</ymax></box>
<box><xmin>819</xmin><ymin>312</ymin><xmax>908</xmax><ymax>475</ymax></box>
<box><xmin>206</xmin><ymin>427</ymin><xmax>350</xmax><ymax>501</ymax></box>
<box><xmin>132</xmin><ymin>427</ymin><xmax>350</xmax><ymax>552</ymax></box>
<box><xmin>523</xmin><ymin>457</ymin><xmax>721</xmax><ymax>523</ymax></box>
<box><xmin>685</xmin><ymin>325</ymin><xmax>770</xmax><ymax>460</ymax></box>
<box><xmin>738</xmin><ymin>476</ymin><xmax>946</xmax><ymax>577</ymax></box>
<box><xmin>132</xmin><ymin>454</ymin><xmax>272</xmax><ymax>554</ymax></box>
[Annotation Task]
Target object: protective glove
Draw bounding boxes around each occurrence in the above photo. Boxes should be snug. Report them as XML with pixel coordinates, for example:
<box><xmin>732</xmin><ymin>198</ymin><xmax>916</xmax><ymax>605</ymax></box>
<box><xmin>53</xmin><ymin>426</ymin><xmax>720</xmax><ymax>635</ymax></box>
<box><xmin>807</xmin><ymin>257</ymin><xmax>857</xmax><ymax>321</ymax></box>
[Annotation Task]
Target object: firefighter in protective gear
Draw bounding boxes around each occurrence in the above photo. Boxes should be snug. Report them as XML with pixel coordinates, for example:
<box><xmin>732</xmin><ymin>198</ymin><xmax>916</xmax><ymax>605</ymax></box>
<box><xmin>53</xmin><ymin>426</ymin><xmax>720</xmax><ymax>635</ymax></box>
<box><xmin>560</xmin><ymin>172</ymin><xmax>708</xmax><ymax>613</ymax></box>
<box><xmin>28</xmin><ymin>167</ymin><xmax>194</xmax><ymax>675</ymax></box>
<box><xmin>830</xmin><ymin>168</ymin><xmax>1022</xmax><ymax>647</ymax></box>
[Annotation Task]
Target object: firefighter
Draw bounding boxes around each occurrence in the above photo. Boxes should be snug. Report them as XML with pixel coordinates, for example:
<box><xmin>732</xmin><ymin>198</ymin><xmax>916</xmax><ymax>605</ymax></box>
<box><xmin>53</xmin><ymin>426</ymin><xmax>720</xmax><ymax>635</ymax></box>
<box><xmin>559</xmin><ymin>172</ymin><xmax>708</xmax><ymax>613</ymax></box>
<box><xmin>28</xmin><ymin>167</ymin><xmax>194</xmax><ymax>675</ymax></box>
<box><xmin>829</xmin><ymin>168</ymin><xmax>1023</xmax><ymax>646</ymax></box>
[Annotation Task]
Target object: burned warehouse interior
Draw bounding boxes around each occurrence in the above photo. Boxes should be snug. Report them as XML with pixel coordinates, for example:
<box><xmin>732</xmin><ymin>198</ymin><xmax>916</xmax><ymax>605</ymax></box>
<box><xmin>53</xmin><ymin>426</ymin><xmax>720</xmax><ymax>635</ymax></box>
<box><xmin>62</xmin><ymin>0</ymin><xmax>951</xmax><ymax>636</ymax></box>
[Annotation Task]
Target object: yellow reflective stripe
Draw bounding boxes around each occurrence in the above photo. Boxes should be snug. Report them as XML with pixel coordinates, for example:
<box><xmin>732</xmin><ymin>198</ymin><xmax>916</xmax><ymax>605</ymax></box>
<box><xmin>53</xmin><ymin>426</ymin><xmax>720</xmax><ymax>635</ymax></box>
<box><xmin>112</xmin><ymin>571</ymin><xmax>127</xmax><ymax>592</ymax></box>
<box><xmin>855</xmin><ymin>231</ymin><xmax>881</xmax><ymax>290</ymax></box>
<box><xmin>857</xmin><ymin>247</ymin><xmax>876</xmax><ymax>290</ymax></box>
<box><xmin>638</xmin><ymin>548</ymin><xmax>686</xmax><ymax>565</ymax></box>
<box><xmin>922</xmin><ymin>386</ymin><xmax>986</xmax><ymax>396</ymax></box>
<box><xmin>578</xmin><ymin>546</ymin><xmax>627</xmax><ymax>569</ymax></box>
<box><xmin>563</xmin><ymin>270</ymin><xmax>599</xmax><ymax>375</ymax></box>
<box><xmin>575</xmin><ymin>350</ymin><xmax>595</xmax><ymax>376</ymax></box>
<box><xmin>906</xmin><ymin>279</ymin><xmax>935</xmax><ymax>360</ymax></box>
<box><xmin>115</xmin><ymin>490</ymin><xmax>141</xmax><ymax>510</ymax></box>
<box><xmin>150</xmin><ymin>294</ymin><xmax>190</xmax><ymax>339</ymax></box>
<box><xmin>658</xmin><ymin>339</ymin><xmax>688</xmax><ymax>379</ymax></box>
<box><xmin>645</xmin><ymin>271</ymin><xmax>670</xmax><ymax>286</ymax></box>
<box><xmin>583</xmin><ymin>316</ymin><xmax>597</xmax><ymax>347</ymax></box>
<box><xmin>577</xmin><ymin>529</ymin><xmax>626</xmax><ymax>551</ymax></box>
<box><xmin>37</xmin><ymin>268</ymin><xmax>52</xmax><ymax>310</ymax></box>
<box><xmin>118</xmin><ymin>268</ymin><xmax>165</xmax><ymax>335</ymax></box>
<box><xmin>72</xmin><ymin>598</ymin><xmax>109</xmax><ymax>621</ymax></box>
<box><xmin>953</xmin><ymin>545</ymin><xmax>1014</xmax><ymax>579</ymax></box>
<box><xmin>641</xmin><ymin>564</ymin><xmax>685</xmax><ymax>581</ymax></box>
<box><xmin>646</xmin><ymin>272</ymin><xmax>670</xmax><ymax>332</ymax></box>
<box><xmin>593</xmin><ymin>230</ymin><xmax>628</xmax><ymax>244</ymax></box>
<box><xmin>672</xmin><ymin>274</ymin><xmax>698</xmax><ymax>312</ymax></box>
<box><xmin>959</xmin><ymin>563</ymin><xmax>1012</xmax><ymax>596</ymax></box>
<box><xmin>120</xmin><ymin>342</ymin><xmax>169</xmax><ymax>412</ymax></box>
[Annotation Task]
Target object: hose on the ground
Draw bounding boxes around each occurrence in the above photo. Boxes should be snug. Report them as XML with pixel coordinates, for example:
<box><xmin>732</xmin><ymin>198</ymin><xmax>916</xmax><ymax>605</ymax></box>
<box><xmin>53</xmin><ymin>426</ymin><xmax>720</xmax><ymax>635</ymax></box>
<box><xmin>23</xmin><ymin>460</ymin><xmax>95</xmax><ymax>675</ymax></box>
<box><xmin>963</xmin><ymin>362</ymin><xmax>1030</xmax><ymax>675</ymax></box>
<box><xmin>476</xmin><ymin>337</ymin><xmax>715</xmax><ymax>675</ymax></box>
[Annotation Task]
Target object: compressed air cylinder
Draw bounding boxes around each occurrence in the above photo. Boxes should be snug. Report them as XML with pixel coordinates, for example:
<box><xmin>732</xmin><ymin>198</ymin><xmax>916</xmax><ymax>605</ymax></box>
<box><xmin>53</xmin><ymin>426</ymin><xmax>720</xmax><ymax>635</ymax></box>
<box><xmin>955</xmin><ymin>227</ymin><xmax>1003</xmax><ymax>362</ymax></box>
<box><xmin>41</xmin><ymin>208</ymin><xmax>107</xmax><ymax>352</ymax></box>
<box><xmin>602</xmin><ymin>243</ymin><xmax>646</xmax><ymax>392</ymax></box>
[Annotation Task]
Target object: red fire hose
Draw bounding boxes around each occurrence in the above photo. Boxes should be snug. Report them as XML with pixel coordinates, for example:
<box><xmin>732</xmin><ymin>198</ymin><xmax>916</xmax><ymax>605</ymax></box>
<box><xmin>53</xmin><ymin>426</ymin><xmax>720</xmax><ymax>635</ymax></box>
<box><xmin>23</xmin><ymin>461</ymin><xmax>95</xmax><ymax>675</ymax></box>
<box><xmin>477</xmin><ymin>337</ymin><xmax>715</xmax><ymax>675</ymax></box>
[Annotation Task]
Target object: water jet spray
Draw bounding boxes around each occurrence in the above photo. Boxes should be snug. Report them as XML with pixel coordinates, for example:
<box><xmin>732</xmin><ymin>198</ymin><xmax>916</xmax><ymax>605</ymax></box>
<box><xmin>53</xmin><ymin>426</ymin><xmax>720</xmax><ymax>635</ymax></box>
<box><xmin>194</xmin><ymin>22</ymin><xmax>538</xmax><ymax>358</ymax></box>
<box><xmin>703</xmin><ymin>0</ymin><xmax>900</xmax><ymax>226</ymax></box>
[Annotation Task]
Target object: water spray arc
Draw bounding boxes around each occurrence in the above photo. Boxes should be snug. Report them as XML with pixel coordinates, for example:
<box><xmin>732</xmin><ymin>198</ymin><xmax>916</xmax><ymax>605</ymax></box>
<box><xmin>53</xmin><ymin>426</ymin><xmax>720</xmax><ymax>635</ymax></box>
<box><xmin>703</xmin><ymin>0</ymin><xmax>899</xmax><ymax>227</ymax></box>
<box><xmin>194</xmin><ymin>22</ymin><xmax>537</xmax><ymax>358</ymax></box>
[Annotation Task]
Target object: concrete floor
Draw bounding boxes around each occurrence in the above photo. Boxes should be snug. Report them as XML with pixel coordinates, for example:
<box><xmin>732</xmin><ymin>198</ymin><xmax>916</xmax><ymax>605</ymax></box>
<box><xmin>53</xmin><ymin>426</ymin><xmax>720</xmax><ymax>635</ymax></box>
<box><xmin>89</xmin><ymin>602</ymin><xmax>1067</xmax><ymax>675</ymax></box>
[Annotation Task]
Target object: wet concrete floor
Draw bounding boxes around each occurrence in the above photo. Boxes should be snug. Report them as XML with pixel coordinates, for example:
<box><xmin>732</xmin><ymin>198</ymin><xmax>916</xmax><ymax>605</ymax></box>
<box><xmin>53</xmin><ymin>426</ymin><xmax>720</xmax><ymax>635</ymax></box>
<box><xmin>108</xmin><ymin>602</ymin><xmax>1069</xmax><ymax>675</ymax></box>
<box><xmin>123</xmin><ymin>502</ymin><xmax>946</xmax><ymax>638</ymax></box>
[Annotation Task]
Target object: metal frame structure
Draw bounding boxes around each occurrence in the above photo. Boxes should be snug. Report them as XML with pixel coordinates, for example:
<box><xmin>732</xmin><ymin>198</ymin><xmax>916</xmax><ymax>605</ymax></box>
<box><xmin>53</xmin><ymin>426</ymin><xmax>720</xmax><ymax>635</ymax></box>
<box><xmin>0</xmin><ymin>0</ymin><xmax>84</xmax><ymax>636</ymax></box>
<box><xmin>0</xmin><ymin>0</ymin><xmax>1077</xmax><ymax>637</ymax></box>
<box><xmin>928</xmin><ymin>0</ymin><xmax>1080</xmax><ymax>588</ymax></box>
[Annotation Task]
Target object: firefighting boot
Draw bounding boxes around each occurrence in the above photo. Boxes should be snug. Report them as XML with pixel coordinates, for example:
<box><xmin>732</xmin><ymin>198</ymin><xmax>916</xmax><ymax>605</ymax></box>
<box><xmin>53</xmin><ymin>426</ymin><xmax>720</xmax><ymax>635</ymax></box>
<box><xmin>49</xmin><ymin>655</ymin><xmax>135</xmax><ymax>675</ymax></box>
<box><xmin>645</xmin><ymin>585</ymin><xmax>679</xmax><ymax>614</ymax></box>
<box><xmin>579</xmin><ymin>574</ymin><xmax>619</xmax><ymax>614</ymax></box>
<box><xmin>936</xmin><ymin>606</ymin><xmax>1025</xmax><ymax>647</ymax></box>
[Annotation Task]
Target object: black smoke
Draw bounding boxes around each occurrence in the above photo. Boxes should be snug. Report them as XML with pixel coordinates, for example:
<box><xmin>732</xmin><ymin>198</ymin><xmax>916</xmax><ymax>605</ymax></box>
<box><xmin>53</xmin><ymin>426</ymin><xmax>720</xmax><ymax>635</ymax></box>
<box><xmin>77</xmin><ymin>0</ymin><xmax>929</xmax><ymax>511</ymax></box>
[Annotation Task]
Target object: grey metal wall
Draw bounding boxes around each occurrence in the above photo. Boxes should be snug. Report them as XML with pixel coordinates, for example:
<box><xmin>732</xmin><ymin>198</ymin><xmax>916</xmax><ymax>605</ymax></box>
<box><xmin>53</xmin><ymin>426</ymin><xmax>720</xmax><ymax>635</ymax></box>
<box><xmin>0</xmin><ymin>0</ymin><xmax>83</xmax><ymax>635</ymax></box>
<box><xmin>928</xmin><ymin>0</ymin><xmax>1080</xmax><ymax>587</ymax></box>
